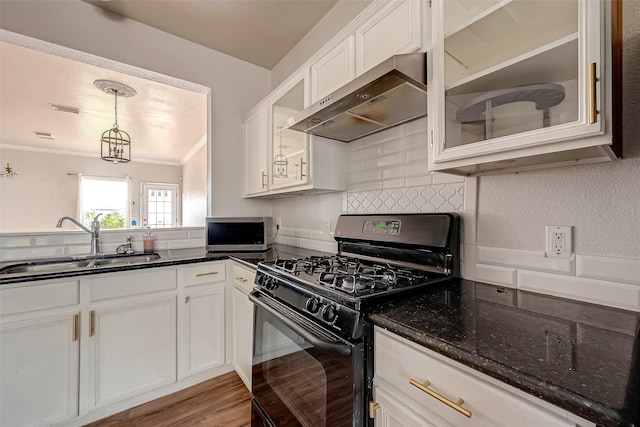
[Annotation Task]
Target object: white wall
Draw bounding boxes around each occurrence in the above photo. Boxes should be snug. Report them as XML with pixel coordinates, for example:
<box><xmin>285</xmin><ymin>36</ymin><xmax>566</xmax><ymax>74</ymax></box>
<box><xmin>181</xmin><ymin>144</ymin><xmax>207</xmax><ymax>227</ymax></box>
<box><xmin>0</xmin><ymin>148</ymin><xmax>181</xmax><ymax>232</ymax></box>
<box><xmin>0</xmin><ymin>0</ymin><xmax>273</xmax><ymax>219</ymax></box>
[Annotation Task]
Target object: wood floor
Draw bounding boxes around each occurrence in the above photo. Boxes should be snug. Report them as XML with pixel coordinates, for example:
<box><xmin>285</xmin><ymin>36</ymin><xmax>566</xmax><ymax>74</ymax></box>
<box><xmin>86</xmin><ymin>371</ymin><xmax>252</xmax><ymax>427</ymax></box>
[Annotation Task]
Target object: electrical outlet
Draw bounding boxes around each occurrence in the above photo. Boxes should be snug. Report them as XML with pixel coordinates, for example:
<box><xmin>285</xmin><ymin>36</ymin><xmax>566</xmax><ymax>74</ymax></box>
<box><xmin>546</xmin><ymin>225</ymin><xmax>573</xmax><ymax>258</ymax></box>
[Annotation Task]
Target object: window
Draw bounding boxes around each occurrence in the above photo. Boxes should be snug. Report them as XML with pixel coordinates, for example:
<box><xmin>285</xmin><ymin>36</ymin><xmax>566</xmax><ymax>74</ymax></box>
<box><xmin>79</xmin><ymin>175</ymin><xmax>130</xmax><ymax>229</ymax></box>
<box><xmin>141</xmin><ymin>183</ymin><xmax>180</xmax><ymax>228</ymax></box>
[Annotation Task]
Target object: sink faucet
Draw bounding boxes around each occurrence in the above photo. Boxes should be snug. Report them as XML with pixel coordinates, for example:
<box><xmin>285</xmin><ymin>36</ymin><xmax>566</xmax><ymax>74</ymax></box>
<box><xmin>56</xmin><ymin>213</ymin><xmax>102</xmax><ymax>255</ymax></box>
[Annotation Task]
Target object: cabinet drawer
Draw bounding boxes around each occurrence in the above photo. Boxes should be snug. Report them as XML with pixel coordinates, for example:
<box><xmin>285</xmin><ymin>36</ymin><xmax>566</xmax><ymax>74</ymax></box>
<box><xmin>231</xmin><ymin>262</ymin><xmax>256</xmax><ymax>295</ymax></box>
<box><xmin>180</xmin><ymin>262</ymin><xmax>226</xmax><ymax>287</ymax></box>
<box><xmin>375</xmin><ymin>328</ymin><xmax>583</xmax><ymax>427</ymax></box>
<box><xmin>0</xmin><ymin>280</ymin><xmax>79</xmax><ymax>316</ymax></box>
<box><xmin>89</xmin><ymin>268</ymin><xmax>177</xmax><ymax>302</ymax></box>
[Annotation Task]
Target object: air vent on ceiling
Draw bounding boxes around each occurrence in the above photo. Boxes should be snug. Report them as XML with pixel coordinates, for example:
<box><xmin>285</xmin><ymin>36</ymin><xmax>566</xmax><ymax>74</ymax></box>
<box><xmin>50</xmin><ymin>104</ymin><xmax>80</xmax><ymax>114</ymax></box>
<box><xmin>34</xmin><ymin>131</ymin><xmax>55</xmax><ymax>140</ymax></box>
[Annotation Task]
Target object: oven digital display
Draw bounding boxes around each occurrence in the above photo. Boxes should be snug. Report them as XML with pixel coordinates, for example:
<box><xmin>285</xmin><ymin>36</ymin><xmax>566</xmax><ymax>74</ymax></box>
<box><xmin>363</xmin><ymin>219</ymin><xmax>400</xmax><ymax>235</ymax></box>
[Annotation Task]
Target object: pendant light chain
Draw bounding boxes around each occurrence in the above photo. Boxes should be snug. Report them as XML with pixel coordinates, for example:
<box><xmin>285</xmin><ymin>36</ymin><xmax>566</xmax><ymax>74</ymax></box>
<box><xmin>113</xmin><ymin>89</ymin><xmax>119</xmax><ymax>129</ymax></box>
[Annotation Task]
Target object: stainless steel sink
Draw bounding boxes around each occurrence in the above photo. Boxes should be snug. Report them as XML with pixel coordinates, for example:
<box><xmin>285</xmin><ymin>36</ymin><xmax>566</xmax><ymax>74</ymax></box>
<box><xmin>0</xmin><ymin>253</ymin><xmax>161</xmax><ymax>275</ymax></box>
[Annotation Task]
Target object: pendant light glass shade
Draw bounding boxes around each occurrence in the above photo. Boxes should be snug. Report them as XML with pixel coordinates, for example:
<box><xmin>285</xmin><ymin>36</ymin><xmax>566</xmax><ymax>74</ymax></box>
<box><xmin>273</xmin><ymin>127</ymin><xmax>288</xmax><ymax>178</ymax></box>
<box><xmin>94</xmin><ymin>80</ymin><xmax>136</xmax><ymax>164</ymax></box>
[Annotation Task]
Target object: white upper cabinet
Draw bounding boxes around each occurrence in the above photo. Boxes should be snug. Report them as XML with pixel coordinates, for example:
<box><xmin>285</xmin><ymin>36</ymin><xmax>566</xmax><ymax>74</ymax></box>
<box><xmin>355</xmin><ymin>0</ymin><xmax>425</xmax><ymax>75</ymax></box>
<box><xmin>428</xmin><ymin>0</ymin><xmax>622</xmax><ymax>175</ymax></box>
<box><xmin>270</xmin><ymin>71</ymin><xmax>311</xmax><ymax>190</ymax></box>
<box><xmin>310</xmin><ymin>36</ymin><xmax>356</xmax><ymax>103</ymax></box>
<box><xmin>243</xmin><ymin>102</ymin><xmax>270</xmax><ymax>195</ymax></box>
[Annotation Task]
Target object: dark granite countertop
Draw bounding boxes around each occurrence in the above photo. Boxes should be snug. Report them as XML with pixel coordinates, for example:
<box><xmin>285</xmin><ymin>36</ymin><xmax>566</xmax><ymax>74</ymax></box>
<box><xmin>0</xmin><ymin>244</ymin><xmax>331</xmax><ymax>285</ymax></box>
<box><xmin>367</xmin><ymin>279</ymin><xmax>640</xmax><ymax>427</ymax></box>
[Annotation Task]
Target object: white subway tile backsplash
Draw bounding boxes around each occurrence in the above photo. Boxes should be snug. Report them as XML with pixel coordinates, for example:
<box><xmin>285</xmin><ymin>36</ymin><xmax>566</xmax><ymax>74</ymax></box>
<box><xmin>405</xmin><ymin>117</ymin><xmax>428</xmax><ymax>135</ymax></box>
<box><xmin>576</xmin><ymin>255</ymin><xmax>640</xmax><ymax>286</ymax></box>
<box><xmin>364</xmin><ymin>152</ymin><xmax>405</xmax><ymax>169</ymax></box>
<box><xmin>517</xmin><ymin>269</ymin><xmax>640</xmax><ymax>312</ymax></box>
<box><xmin>349</xmin><ymin>145</ymin><xmax>383</xmax><ymax>162</ymax></box>
<box><xmin>476</xmin><ymin>264</ymin><xmax>517</xmax><ymax>287</ymax></box>
<box><xmin>382</xmin><ymin>132</ymin><xmax>425</xmax><ymax>154</ymax></box>
<box><xmin>0</xmin><ymin>236</ymin><xmax>34</xmax><ymax>248</ymax></box>
<box><xmin>431</xmin><ymin>173</ymin><xmax>466</xmax><ymax>184</ymax></box>
<box><xmin>382</xmin><ymin>163</ymin><xmax>427</xmax><ymax>179</ymax></box>
<box><xmin>405</xmin><ymin>175</ymin><xmax>433</xmax><ymax>186</ymax></box>
<box><xmin>349</xmin><ymin>169</ymin><xmax>383</xmax><ymax>184</ymax></box>
<box><xmin>293</xmin><ymin>229</ymin><xmax>313</xmax><ymax>239</ymax></box>
<box><xmin>477</xmin><ymin>246</ymin><xmax>575</xmax><ymax>275</ymax></box>
<box><xmin>382</xmin><ymin>179</ymin><xmax>406</xmax><ymax>189</ymax></box>
<box><xmin>0</xmin><ymin>227</ymin><xmax>206</xmax><ymax>262</ymax></box>
<box><xmin>363</xmin><ymin>124</ymin><xmax>405</xmax><ymax>145</ymax></box>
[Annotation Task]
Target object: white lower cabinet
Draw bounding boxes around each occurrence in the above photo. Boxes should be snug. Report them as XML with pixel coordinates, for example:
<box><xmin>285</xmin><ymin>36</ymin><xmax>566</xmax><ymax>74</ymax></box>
<box><xmin>231</xmin><ymin>261</ymin><xmax>256</xmax><ymax>390</ymax></box>
<box><xmin>178</xmin><ymin>262</ymin><xmax>228</xmax><ymax>379</ymax></box>
<box><xmin>0</xmin><ymin>280</ymin><xmax>80</xmax><ymax>427</ymax></box>
<box><xmin>180</xmin><ymin>286</ymin><xmax>226</xmax><ymax>378</ymax></box>
<box><xmin>88</xmin><ymin>295</ymin><xmax>177</xmax><ymax>408</ymax></box>
<box><xmin>0</xmin><ymin>260</ymin><xmax>232</xmax><ymax>427</ymax></box>
<box><xmin>1</xmin><ymin>312</ymin><xmax>80</xmax><ymax>427</ymax></box>
<box><xmin>372</xmin><ymin>327</ymin><xmax>595</xmax><ymax>427</ymax></box>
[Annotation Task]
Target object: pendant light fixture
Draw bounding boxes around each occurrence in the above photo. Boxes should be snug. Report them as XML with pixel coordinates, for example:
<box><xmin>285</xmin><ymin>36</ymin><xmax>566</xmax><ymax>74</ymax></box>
<box><xmin>273</xmin><ymin>126</ymin><xmax>288</xmax><ymax>178</ymax></box>
<box><xmin>0</xmin><ymin>161</ymin><xmax>18</xmax><ymax>178</ymax></box>
<box><xmin>94</xmin><ymin>80</ymin><xmax>136</xmax><ymax>164</ymax></box>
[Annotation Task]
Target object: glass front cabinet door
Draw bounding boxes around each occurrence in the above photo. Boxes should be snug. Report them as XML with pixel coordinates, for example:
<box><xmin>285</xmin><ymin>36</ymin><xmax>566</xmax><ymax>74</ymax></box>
<box><xmin>428</xmin><ymin>0</ymin><xmax>621</xmax><ymax>175</ymax></box>
<box><xmin>270</xmin><ymin>74</ymin><xmax>310</xmax><ymax>190</ymax></box>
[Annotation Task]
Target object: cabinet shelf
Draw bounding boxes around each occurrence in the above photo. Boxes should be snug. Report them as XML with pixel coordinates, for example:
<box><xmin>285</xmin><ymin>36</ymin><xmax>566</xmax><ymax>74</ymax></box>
<box><xmin>446</xmin><ymin>34</ymin><xmax>578</xmax><ymax>95</ymax></box>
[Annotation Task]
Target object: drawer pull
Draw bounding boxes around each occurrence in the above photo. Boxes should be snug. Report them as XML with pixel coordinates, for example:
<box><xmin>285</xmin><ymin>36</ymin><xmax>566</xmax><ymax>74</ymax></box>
<box><xmin>185</xmin><ymin>296</ymin><xmax>190</xmax><ymax>303</ymax></box>
<box><xmin>72</xmin><ymin>314</ymin><xmax>79</xmax><ymax>342</ymax></box>
<box><xmin>89</xmin><ymin>310</ymin><xmax>95</xmax><ymax>337</ymax></box>
<box><xmin>409</xmin><ymin>379</ymin><xmax>472</xmax><ymax>418</ymax></box>
<box><xmin>235</xmin><ymin>276</ymin><xmax>248</xmax><ymax>283</ymax></box>
<box><xmin>196</xmin><ymin>271</ymin><xmax>219</xmax><ymax>277</ymax></box>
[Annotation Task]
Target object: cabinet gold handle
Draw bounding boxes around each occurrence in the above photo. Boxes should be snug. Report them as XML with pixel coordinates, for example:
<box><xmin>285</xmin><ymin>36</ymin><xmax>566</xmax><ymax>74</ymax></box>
<box><xmin>369</xmin><ymin>401</ymin><xmax>380</xmax><ymax>419</ymax></box>
<box><xmin>409</xmin><ymin>379</ymin><xmax>472</xmax><ymax>418</ymax></box>
<box><xmin>235</xmin><ymin>276</ymin><xmax>248</xmax><ymax>283</ymax></box>
<box><xmin>261</xmin><ymin>171</ymin><xmax>267</xmax><ymax>189</ymax></box>
<box><xmin>72</xmin><ymin>314</ymin><xmax>79</xmax><ymax>342</ymax></box>
<box><xmin>299</xmin><ymin>158</ymin><xmax>306</xmax><ymax>179</ymax></box>
<box><xmin>185</xmin><ymin>296</ymin><xmax>190</xmax><ymax>303</ymax></box>
<box><xmin>589</xmin><ymin>62</ymin><xmax>598</xmax><ymax>124</ymax></box>
<box><xmin>89</xmin><ymin>310</ymin><xmax>95</xmax><ymax>337</ymax></box>
<box><xmin>196</xmin><ymin>271</ymin><xmax>218</xmax><ymax>277</ymax></box>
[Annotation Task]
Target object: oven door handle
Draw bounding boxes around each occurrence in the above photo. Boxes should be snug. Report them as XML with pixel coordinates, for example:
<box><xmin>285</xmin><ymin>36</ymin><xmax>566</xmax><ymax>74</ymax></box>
<box><xmin>249</xmin><ymin>293</ymin><xmax>353</xmax><ymax>357</ymax></box>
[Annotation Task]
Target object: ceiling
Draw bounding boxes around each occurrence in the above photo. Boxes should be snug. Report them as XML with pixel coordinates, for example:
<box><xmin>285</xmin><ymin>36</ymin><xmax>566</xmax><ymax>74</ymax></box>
<box><xmin>0</xmin><ymin>41</ymin><xmax>207</xmax><ymax>165</ymax></box>
<box><xmin>0</xmin><ymin>1</ymin><xmax>339</xmax><ymax>165</ymax></box>
<box><xmin>83</xmin><ymin>0</ymin><xmax>338</xmax><ymax>70</ymax></box>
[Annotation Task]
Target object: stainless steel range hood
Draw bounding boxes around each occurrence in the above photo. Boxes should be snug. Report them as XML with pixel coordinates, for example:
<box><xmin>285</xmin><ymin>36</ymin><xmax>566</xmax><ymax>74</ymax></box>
<box><xmin>286</xmin><ymin>53</ymin><xmax>427</xmax><ymax>142</ymax></box>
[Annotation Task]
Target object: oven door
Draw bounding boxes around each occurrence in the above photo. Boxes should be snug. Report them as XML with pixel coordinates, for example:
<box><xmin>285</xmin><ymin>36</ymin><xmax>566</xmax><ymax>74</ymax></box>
<box><xmin>249</xmin><ymin>290</ymin><xmax>365</xmax><ymax>427</ymax></box>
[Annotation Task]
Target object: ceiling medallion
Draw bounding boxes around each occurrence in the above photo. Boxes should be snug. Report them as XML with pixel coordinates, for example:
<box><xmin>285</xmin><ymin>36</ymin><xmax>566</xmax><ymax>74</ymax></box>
<box><xmin>94</xmin><ymin>80</ymin><xmax>136</xmax><ymax>164</ymax></box>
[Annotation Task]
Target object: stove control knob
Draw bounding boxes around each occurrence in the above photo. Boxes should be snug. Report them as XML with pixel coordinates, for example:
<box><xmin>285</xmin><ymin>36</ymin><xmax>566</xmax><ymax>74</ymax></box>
<box><xmin>265</xmin><ymin>278</ymin><xmax>278</xmax><ymax>291</ymax></box>
<box><xmin>305</xmin><ymin>297</ymin><xmax>322</xmax><ymax>314</ymax></box>
<box><xmin>321</xmin><ymin>304</ymin><xmax>338</xmax><ymax>323</ymax></box>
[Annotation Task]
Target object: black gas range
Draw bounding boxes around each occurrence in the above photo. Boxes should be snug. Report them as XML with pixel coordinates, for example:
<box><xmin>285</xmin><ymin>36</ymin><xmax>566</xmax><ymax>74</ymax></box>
<box><xmin>250</xmin><ymin>213</ymin><xmax>460</xmax><ymax>427</ymax></box>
